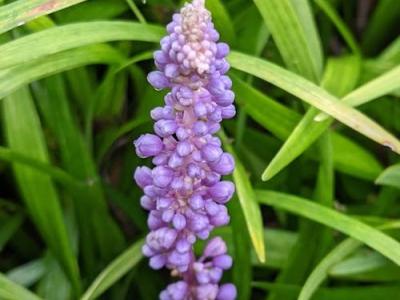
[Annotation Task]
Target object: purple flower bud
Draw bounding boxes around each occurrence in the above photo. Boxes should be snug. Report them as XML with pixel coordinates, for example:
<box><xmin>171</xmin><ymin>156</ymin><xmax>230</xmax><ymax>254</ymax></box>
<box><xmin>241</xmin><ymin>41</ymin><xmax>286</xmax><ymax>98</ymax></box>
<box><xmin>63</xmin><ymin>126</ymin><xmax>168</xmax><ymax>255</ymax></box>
<box><xmin>209</xmin><ymin>181</ymin><xmax>235</xmax><ymax>203</ymax></box>
<box><xmin>134</xmin><ymin>166</ymin><xmax>153</xmax><ymax>188</ymax></box>
<box><xmin>147</xmin><ymin>211</ymin><xmax>163</xmax><ymax>230</ymax></box>
<box><xmin>134</xmin><ymin>134</ymin><xmax>164</xmax><ymax>158</ymax></box>
<box><xmin>189</xmin><ymin>194</ymin><xmax>204</xmax><ymax>210</ymax></box>
<box><xmin>210</xmin><ymin>207</ymin><xmax>230</xmax><ymax>227</ymax></box>
<box><xmin>148</xmin><ymin>71</ymin><xmax>169</xmax><ymax>90</ymax></box>
<box><xmin>152</xmin><ymin>166</ymin><xmax>174</xmax><ymax>188</ymax></box>
<box><xmin>205</xmin><ymin>200</ymin><xmax>220</xmax><ymax>216</ymax></box>
<box><xmin>216</xmin><ymin>43</ymin><xmax>230</xmax><ymax>59</ymax></box>
<box><xmin>209</xmin><ymin>267</ymin><xmax>223</xmax><ymax>282</ymax></box>
<box><xmin>221</xmin><ymin>105</ymin><xmax>236</xmax><ymax>119</ymax></box>
<box><xmin>151</xmin><ymin>107</ymin><xmax>164</xmax><ymax>120</ymax></box>
<box><xmin>190</xmin><ymin>213</ymin><xmax>209</xmax><ymax>232</ymax></box>
<box><xmin>217</xmin><ymin>283</ymin><xmax>237</xmax><ymax>300</ymax></box>
<box><xmin>210</xmin><ymin>153</ymin><xmax>235</xmax><ymax>175</ymax></box>
<box><xmin>154</xmin><ymin>120</ymin><xmax>178</xmax><ymax>137</ymax></box>
<box><xmin>176</xmin><ymin>140</ymin><xmax>192</xmax><ymax>156</ymax></box>
<box><xmin>213</xmin><ymin>255</ymin><xmax>233</xmax><ymax>270</ymax></box>
<box><xmin>193</xmin><ymin>121</ymin><xmax>208</xmax><ymax>136</ymax></box>
<box><xmin>203</xmin><ymin>237</ymin><xmax>227</xmax><ymax>258</ymax></box>
<box><xmin>173</xmin><ymin>213</ymin><xmax>187</xmax><ymax>230</ymax></box>
<box><xmin>176</xmin><ymin>239</ymin><xmax>191</xmax><ymax>253</ymax></box>
<box><xmin>196</xmin><ymin>284</ymin><xmax>219</xmax><ymax>300</ymax></box>
<box><xmin>168</xmin><ymin>250</ymin><xmax>191</xmax><ymax>267</ymax></box>
<box><xmin>201</xmin><ymin>143</ymin><xmax>223</xmax><ymax>162</ymax></box>
<box><xmin>214</xmin><ymin>90</ymin><xmax>235</xmax><ymax>107</ymax></box>
<box><xmin>168</xmin><ymin>153</ymin><xmax>184</xmax><ymax>168</ymax></box>
<box><xmin>140</xmin><ymin>195</ymin><xmax>155</xmax><ymax>210</ymax></box>
<box><xmin>150</xmin><ymin>254</ymin><xmax>167</xmax><ymax>269</ymax></box>
<box><xmin>165</xmin><ymin>64</ymin><xmax>179</xmax><ymax>78</ymax></box>
<box><xmin>194</xmin><ymin>102</ymin><xmax>208</xmax><ymax>117</ymax></box>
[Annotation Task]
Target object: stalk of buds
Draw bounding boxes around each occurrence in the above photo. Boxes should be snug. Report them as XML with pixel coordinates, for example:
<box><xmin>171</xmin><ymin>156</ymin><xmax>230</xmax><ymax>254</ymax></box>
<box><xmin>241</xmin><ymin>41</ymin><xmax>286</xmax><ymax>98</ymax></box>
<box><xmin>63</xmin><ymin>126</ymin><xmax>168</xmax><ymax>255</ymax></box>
<box><xmin>134</xmin><ymin>0</ymin><xmax>236</xmax><ymax>299</ymax></box>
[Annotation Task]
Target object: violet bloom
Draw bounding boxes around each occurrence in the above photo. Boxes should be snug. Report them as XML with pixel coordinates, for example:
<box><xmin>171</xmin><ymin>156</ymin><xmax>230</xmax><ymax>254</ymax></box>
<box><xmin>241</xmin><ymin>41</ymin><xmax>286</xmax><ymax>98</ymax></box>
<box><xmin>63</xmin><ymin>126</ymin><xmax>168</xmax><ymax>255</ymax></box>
<box><xmin>134</xmin><ymin>0</ymin><xmax>236</xmax><ymax>299</ymax></box>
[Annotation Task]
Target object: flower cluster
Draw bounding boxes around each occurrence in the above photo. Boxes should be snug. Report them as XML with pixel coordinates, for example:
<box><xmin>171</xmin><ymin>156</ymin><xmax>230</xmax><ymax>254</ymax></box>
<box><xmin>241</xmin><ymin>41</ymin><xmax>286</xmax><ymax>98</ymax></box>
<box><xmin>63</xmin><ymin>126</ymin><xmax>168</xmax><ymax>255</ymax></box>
<box><xmin>134</xmin><ymin>0</ymin><xmax>236</xmax><ymax>299</ymax></box>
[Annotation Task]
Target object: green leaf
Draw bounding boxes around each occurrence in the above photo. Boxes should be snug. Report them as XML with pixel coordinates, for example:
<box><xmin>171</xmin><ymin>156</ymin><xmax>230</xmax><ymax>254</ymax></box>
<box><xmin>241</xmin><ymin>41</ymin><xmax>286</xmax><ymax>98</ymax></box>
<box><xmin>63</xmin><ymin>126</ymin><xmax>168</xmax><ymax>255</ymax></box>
<box><xmin>205</xmin><ymin>0</ymin><xmax>235</xmax><ymax>45</ymax></box>
<box><xmin>361</xmin><ymin>0</ymin><xmax>400</xmax><ymax>55</ymax></box>
<box><xmin>0</xmin><ymin>21</ymin><xmax>164</xmax><ymax>70</ymax></box>
<box><xmin>228</xmin><ymin>51</ymin><xmax>400</xmax><ymax>154</ymax></box>
<box><xmin>232</xmin><ymin>74</ymin><xmax>382</xmax><ymax>181</ymax></box>
<box><xmin>257</xmin><ymin>190</ymin><xmax>400</xmax><ymax>266</ymax></box>
<box><xmin>220</xmin><ymin>132</ymin><xmax>265</xmax><ymax>263</ymax></box>
<box><xmin>0</xmin><ymin>213</ymin><xmax>24</xmax><ymax>251</ymax></box>
<box><xmin>0</xmin><ymin>44</ymin><xmax>124</xmax><ymax>100</ymax></box>
<box><xmin>376</xmin><ymin>164</ymin><xmax>400</xmax><ymax>189</ymax></box>
<box><xmin>6</xmin><ymin>259</ymin><xmax>46</xmax><ymax>287</ymax></box>
<box><xmin>316</xmin><ymin>64</ymin><xmax>400</xmax><ymax>121</ymax></box>
<box><xmin>299</xmin><ymin>221</ymin><xmax>400</xmax><ymax>300</ymax></box>
<box><xmin>299</xmin><ymin>239</ymin><xmax>360</xmax><ymax>300</ymax></box>
<box><xmin>2</xmin><ymin>87</ymin><xmax>80</xmax><ymax>295</ymax></box>
<box><xmin>35</xmin><ymin>74</ymin><xmax>125</xmax><ymax>270</ymax></box>
<box><xmin>81</xmin><ymin>239</ymin><xmax>143</xmax><ymax>300</ymax></box>
<box><xmin>262</xmin><ymin>55</ymin><xmax>361</xmax><ymax>180</ymax></box>
<box><xmin>0</xmin><ymin>273</ymin><xmax>43</xmax><ymax>300</ymax></box>
<box><xmin>0</xmin><ymin>146</ymin><xmax>83</xmax><ymax>190</ymax></box>
<box><xmin>96</xmin><ymin>117</ymin><xmax>149</xmax><ymax>164</ymax></box>
<box><xmin>314</xmin><ymin>0</ymin><xmax>360</xmax><ymax>54</ymax></box>
<box><xmin>0</xmin><ymin>0</ymin><xmax>87</xmax><ymax>34</ymax></box>
<box><xmin>254</xmin><ymin>0</ymin><xmax>323</xmax><ymax>82</ymax></box>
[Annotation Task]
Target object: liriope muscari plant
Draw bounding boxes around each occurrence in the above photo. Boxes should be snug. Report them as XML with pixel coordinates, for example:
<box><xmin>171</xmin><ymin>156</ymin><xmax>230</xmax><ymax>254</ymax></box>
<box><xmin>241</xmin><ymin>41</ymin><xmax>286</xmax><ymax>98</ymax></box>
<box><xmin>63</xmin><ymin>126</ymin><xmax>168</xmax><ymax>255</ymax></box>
<box><xmin>133</xmin><ymin>0</ymin><xmax>237</xmax><ymax>299</ymax></box>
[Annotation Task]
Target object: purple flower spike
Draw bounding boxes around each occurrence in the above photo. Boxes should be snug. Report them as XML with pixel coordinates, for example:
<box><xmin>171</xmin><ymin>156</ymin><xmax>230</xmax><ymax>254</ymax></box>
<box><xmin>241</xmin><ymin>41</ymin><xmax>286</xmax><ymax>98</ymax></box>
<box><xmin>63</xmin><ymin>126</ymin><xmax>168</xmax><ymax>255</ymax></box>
<box><xmin>133</xmin><ymin>0</ymin><xmax>236</xmax><ymax>298</ymax></box>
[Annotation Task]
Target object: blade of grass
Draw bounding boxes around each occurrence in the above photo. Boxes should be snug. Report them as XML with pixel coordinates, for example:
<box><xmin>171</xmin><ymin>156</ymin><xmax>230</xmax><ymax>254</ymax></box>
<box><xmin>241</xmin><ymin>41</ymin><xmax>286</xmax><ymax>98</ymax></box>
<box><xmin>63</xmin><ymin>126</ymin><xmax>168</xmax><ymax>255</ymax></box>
<box><xmin>0</xmin><ymin>213</ymin><xmax>24</xmax><ymax>251</ymax></box>
<box><xmin>6</xmin><ymin>259</ymin><xmax>46</xmax><ymax>287</ymax></box>
<box><xmin>0</xmin><ymin>21</ymin><xmax>164</xmax><ymax>70</ymax></box>
<box><xmin>314</xmin><ymin>0</ymin><xmax>360</xmax><ymax>55</ymax></box>
<box><xmin>299</xmin><ymin>222</ymin><xmax>400</xmax><ymax>300</ymax></box>
<box><xmin>81</xmin><ymin>239</ymin><xmax>143</xmax><ymax>300</ymax></box>
<box><xmin>35</xmin><ymin>74</ymin><xmax>125</xmax><ymax>272</ymax></box>
<box><xmin>125</xmin><ymin>0</ymin><xmax>146</xmax><ymax>23</ymax></box>
<box><xmin>257</xmin><ymin>190</ymin><xmax>400</xmax><ymax>266</ymax></box>
<box><xmin>205</xmin><ymin>0</ymin><xmax>235</xmax><ymax>45</ymax></box>
<box><xmin>228</xmin><ymin>51</ymin><xmax>400</xmax><ymax>154</ymax></box>
<box><xmin>254</xmin><ymin>0</ymin><xmax>323</xmax><ymax>81</ymax></box>
<box><xmin>376</xmin><ymin>164</ymin><xmax>400</xmax><ymax>190</ymax></box>
<box><xmin>2</xmin><ymin>87</ymin><xmax>80</xmax><ymax>295</ymax></box>
<box><xmin>0</xmin><ymin>273</ymin><xmax>43</xmax><ymax>300</ymax></box>
<box><xmin>262</xmin><ymin>55</ymin><xmax>361</xmax><ymax>180</ymax></box>
<box><xmin>0</xmin><ymin>44</ymin><xmax>124</xmax><ymax>100</ymax></box>
<box><xmin>230</xmin><ymin>195</ymin><xmax>252</xmax><ymax>300</ymax></box>
<box><xmin>0</xmin><ymin>146</ymin><xmax>83</xmax><ymax>190</ymax></box>
<box><xmin>316</xmin><ymin>64</ymin><xmax>400</xmax><ymax>121</ymax></box>
<box><xmin>220</xmin><ymin>131</ymin><xmax>265</xmax><ymax>263</ymax></box>
<box><xmin>232</xmin><ymin>74</ymin><xmax>382</xmax><ymax>181</ymax></box>
<box><xmin>361</xmin><ymin>0</ymin><xmax>400</xmax><ymax>55</ymax></box>
<box><xmin>0</xmin><ymin>0</ymin><xmax>87</xmax><ymax>34</ymax></box>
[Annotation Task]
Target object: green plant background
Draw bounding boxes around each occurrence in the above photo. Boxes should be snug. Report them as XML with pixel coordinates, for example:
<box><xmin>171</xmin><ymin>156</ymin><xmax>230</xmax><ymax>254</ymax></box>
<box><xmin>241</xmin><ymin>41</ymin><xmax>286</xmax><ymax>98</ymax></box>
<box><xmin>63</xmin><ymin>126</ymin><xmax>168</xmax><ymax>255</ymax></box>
<box><xmin>0</xmin><ymin>0</ymin><xmax>399</xmax><ymax>299</ymax></box>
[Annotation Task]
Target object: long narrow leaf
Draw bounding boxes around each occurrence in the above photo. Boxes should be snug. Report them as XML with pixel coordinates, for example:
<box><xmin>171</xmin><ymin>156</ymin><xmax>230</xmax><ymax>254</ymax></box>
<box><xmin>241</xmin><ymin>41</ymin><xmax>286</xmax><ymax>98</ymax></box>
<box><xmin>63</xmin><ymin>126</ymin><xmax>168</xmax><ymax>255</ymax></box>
<box><xmin>0</xmin><ymin>273</ymin><xmax>42</xmax><ymax>300</ymax></box>
<box><xmin>2</xmin><ymin>87</ymin><xmax>80</xmax><ymax>294</ymax></box>
<box><xmin>228</xmin><ymin>51</ymin><xmax>400</xmax><ymax>154</ymax></box>
<box><xmin>0</xmin><ymin>21</ymin><xmax>164</xmax><ymax>70</ymax></box>
<box><xmin>0</xmin><ymin>44</ymin><xmax>124</xmax><ymax>99</ymax></box>
<box><xmin>376</xmin><ymin>164</ymin><xmax>400</xmax><ymax>190</ymax></box>
<box><xmin>0</xmin><ymin>0</ymin><xmax>87</xmax><ymax>34</ymax></box>
<box><xmin>257</xmin><ymin>190</ymin><xmax>400</xmax><ymax>266</ymax></box>
<box><xmin>81</xmin><ymin>239</ymin><xmax>143</xmax><ymax>300</ymax></box>
<box><xmin>220</xmin><ymin>132</ymin><xmax>265</xmax><ymax>262</ymax></box>
<box><xmin>254</xmin><ymin>0</ymin><xmax>323</xmax><ymax>81</ymax></box>
<box><xmin>262</xmin><ymin>55</ymin><xmax>361</xmax><ymax>180</ymax></box>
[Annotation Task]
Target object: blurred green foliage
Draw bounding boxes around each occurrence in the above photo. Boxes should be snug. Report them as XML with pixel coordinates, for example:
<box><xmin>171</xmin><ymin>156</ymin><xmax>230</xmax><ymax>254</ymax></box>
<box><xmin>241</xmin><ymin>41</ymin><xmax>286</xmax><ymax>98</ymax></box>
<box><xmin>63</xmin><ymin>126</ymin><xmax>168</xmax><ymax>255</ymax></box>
<box><xmin>0</xmin><ymin>0</ymin><xmax>399</xmax><ymax>299</ymax></box>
